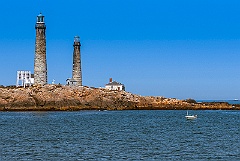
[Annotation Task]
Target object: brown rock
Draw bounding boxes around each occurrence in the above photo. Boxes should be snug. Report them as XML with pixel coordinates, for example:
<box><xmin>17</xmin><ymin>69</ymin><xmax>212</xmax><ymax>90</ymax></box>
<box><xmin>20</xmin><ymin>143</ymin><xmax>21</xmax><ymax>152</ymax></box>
<box><xmin>0</xmin><ymin>85</ymin><xmax>237</xmax><ymax>111</ymax></box>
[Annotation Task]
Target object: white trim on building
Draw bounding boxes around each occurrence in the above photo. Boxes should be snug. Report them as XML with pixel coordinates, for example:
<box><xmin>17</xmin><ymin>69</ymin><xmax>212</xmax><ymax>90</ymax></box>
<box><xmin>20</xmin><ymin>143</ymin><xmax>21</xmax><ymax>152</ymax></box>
<box><xmin>16</xmin><ymin>71</ymin><xmax>34</xmax><ymax>87</ymax></box>
<box><xmin>105</xmin><ymin>78</ymin><xmax>125</xmax><ymax>91</ymax></box>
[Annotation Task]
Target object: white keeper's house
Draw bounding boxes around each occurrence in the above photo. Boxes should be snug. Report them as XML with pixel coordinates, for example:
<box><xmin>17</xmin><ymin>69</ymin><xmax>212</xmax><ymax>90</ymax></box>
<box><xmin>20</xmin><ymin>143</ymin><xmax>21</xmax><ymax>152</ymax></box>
<box><xmin>16</xmin><ymin>71</ymin><xmax>34</xmax><ymax>87</ymax></box>
<box><xmin>105</xmin><ymin>78</ymin><xmax>125</xmax><ymax>91</ymax></box>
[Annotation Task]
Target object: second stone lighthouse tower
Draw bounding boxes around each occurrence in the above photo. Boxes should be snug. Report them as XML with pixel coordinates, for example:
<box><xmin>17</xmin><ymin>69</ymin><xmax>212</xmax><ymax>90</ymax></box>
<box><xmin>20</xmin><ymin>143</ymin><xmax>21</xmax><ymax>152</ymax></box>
<box><xmin>72</xmin><ymin>36</ymin><xmax>82</xmax><ymax>86</ymax></box>
<box><xmin>34</xmin><ymin>13</ymin><xmax>47</xmax><ymax>85</ymax></box>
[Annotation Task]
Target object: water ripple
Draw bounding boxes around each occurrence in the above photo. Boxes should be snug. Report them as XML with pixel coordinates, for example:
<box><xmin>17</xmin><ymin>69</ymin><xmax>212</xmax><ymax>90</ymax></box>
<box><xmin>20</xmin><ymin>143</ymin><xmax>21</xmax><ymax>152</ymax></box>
<box><xmin>0</xmin><ymin>110</ymin><xmax>239</xmax><ymax>160</ymax></box>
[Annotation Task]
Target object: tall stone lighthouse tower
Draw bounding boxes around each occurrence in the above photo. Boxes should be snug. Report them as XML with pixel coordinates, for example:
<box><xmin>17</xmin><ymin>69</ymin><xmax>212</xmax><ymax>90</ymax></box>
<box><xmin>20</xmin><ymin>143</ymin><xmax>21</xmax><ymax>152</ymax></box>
<box><xmin>72</xmin><ymin>36</ymin><xmax>82</xmax><ymax>86</ymax></box>
<box><xmin>34</xmin><ymin>13</ymin><xmax>47</xmax><ymax>85</ymax></box>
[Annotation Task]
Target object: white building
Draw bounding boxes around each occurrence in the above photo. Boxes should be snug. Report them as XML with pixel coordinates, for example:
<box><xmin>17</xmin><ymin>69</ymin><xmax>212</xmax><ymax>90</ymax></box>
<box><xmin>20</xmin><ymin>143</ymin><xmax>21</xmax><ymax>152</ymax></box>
<box><xmin>105</xmin><ymin>78</ymin><xmax>125</xmax><ymax>91</ymax></box>
<box><xmin>66</xmin><ymin>78</ymin><xmax>78</xmax><ymax>86</ymax></box>
<box><xmin>16</xmin><ymin>71</ymin><xmax>34</xmax><ymax>87</ymax></box>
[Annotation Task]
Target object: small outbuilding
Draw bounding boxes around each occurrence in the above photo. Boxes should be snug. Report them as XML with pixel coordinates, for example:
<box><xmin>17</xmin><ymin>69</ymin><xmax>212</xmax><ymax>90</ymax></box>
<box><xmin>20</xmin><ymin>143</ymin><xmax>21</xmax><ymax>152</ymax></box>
<box><xmin>105</xmin><ymin>78</ymin><xmax>125</xmax><ymax>91</ymax></box>
<box><xmin>66</xmin><ymin>78</ymin><xmax>78</xmax><ymax>86</ymax></box>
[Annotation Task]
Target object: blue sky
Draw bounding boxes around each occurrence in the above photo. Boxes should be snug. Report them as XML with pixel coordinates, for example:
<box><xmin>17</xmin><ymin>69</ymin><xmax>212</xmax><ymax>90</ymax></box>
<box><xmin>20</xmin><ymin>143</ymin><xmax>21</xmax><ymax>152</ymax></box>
<box><xmin>0</xmin><ymin>0</ymin><xmax>239</xmax><ymax>99</ymax></box>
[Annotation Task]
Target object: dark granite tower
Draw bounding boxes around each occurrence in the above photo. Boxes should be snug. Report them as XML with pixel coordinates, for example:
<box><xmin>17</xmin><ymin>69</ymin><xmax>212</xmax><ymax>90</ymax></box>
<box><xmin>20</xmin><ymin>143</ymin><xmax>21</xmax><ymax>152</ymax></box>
<box><xmin>34</xmin><ymin>13</ymin><xmax>47</xmax><ymax>85</ymax></box>
<box><xmin>72</xmin><ymin>36</ymin><xmax>82</xmax><ymax>86</ymax></box>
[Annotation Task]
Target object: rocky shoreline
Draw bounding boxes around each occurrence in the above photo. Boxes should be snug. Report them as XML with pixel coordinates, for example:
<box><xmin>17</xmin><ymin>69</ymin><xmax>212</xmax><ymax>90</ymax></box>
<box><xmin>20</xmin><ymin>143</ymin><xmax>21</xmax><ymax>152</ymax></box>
<box><xmin>0</xmin><ymin>85</ymin><xmax>239</xmax><ymax>111</ymax></box>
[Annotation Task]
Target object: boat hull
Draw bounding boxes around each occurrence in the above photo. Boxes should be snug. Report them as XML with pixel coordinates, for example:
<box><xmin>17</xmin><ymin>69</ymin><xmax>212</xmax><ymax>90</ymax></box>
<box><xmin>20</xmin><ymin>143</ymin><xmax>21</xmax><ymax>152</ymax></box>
<box><xmin>185</xmin><ymin>115</ymin><xmax>197</xmax><ymax>120</ymax></box>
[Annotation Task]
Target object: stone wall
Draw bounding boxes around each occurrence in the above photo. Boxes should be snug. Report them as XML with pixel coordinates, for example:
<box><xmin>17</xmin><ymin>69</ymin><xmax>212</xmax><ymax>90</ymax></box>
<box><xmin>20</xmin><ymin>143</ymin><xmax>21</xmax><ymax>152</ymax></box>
<box><xmin>72</xmin><ymin>40</ymin><xmax>82</xmax><ymax>86</ymax></box>
<box><xmin>34</xmin><ymin>23</ymin><xmax>47</xmax><ymax>85</ymax></box>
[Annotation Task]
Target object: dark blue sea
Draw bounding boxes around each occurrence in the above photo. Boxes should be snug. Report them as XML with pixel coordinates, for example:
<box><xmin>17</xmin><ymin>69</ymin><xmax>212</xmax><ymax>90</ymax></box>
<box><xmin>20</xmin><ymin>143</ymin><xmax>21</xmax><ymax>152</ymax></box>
<box><xmin>0</xmin><ymin>110</ymin><xmax>239</xmax><ymax>160</ymax></box>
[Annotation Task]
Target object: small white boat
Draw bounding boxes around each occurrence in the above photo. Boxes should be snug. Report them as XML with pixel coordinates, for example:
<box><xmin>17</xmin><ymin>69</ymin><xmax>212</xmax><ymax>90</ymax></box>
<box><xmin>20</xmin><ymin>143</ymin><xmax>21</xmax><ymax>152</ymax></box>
<box><xmin>185</xmin><ymin>110</ymin><xmax>197</xmax><ymax>120</ymax></box>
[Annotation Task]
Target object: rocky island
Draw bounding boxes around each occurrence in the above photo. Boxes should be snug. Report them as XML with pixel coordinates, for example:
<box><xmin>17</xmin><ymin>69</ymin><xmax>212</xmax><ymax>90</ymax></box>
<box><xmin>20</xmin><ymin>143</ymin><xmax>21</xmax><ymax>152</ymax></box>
<box><xmin>0</xmin><ymin>85</ymin><xmax>238</xmax><ymax>111</ymax></box>
<box><xmin>3</xmin><ymin>14</ymin><xmax>237</xmax><ymax>111</ymax></box>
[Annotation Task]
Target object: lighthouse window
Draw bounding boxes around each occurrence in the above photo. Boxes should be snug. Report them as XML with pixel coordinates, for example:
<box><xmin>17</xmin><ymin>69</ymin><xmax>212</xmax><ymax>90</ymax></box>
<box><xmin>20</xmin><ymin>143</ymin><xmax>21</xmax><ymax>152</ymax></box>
<box><xmin>38</xmin><ymin>16</ymin><xmax>43</xmax><ymax>22</ymax></box>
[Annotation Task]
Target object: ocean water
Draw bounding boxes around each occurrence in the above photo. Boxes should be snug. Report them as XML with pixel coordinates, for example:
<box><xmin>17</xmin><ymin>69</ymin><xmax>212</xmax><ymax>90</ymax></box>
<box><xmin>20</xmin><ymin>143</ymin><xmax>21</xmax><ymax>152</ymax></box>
<box><xmin>0</xmin><ymin>110</ymin><xmax>239</xmax><ymax>161</ymax></box>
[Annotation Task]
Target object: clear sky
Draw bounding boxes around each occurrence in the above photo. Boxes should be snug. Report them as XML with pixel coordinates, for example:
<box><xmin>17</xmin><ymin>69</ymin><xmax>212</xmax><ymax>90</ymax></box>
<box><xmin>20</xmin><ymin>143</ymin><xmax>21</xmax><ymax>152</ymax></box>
<box><xmin>0</xmin><ymin>0</ymin><xmax>239</xmax><ymax>100</ymax></box>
